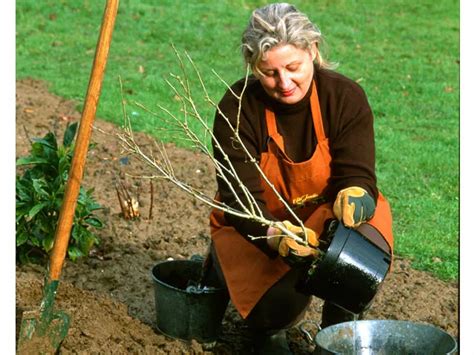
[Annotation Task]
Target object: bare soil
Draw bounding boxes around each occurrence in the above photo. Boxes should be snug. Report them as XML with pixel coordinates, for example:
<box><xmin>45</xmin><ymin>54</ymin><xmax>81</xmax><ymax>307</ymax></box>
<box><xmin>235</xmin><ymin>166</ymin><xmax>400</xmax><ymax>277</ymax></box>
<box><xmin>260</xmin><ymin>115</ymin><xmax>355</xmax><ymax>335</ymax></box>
<box><xmin>15</xmin><ymin>78</ymin><xmax>459</xmax><ymax>354</ymax></box>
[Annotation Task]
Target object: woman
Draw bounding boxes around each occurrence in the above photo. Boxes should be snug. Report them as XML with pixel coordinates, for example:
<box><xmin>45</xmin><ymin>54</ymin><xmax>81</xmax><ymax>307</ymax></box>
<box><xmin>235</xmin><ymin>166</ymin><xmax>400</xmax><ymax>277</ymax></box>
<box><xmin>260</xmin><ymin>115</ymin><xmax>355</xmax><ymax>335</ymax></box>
<box><xmin>208</xmin><ymin>3</ymin><xmax>393</xmax><ymax>353</ymax></box>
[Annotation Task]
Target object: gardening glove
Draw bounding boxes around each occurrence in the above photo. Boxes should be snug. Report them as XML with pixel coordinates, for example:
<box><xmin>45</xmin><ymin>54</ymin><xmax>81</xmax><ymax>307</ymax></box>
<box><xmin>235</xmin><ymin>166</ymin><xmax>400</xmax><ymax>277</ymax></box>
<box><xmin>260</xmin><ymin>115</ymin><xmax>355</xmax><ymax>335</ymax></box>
<box><xmin>267</xmin><ymin>221</ymin><xmax>319</xmax><ymax>264</ymax></box>
<box><xmin>333</xmin><ymin>186</ymin><xmax>375</xmax><ymax>228</ymax></box>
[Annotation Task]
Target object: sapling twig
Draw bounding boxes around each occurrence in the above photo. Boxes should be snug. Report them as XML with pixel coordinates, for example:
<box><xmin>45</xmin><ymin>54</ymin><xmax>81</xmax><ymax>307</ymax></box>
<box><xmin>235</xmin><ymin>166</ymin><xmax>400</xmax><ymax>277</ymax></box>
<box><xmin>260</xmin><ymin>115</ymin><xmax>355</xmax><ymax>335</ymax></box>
<box><xmin>115</xmin><ymin>178</ymin><xmax>140</xmax><ymax>219</ymax></box>
<box><xmin>149</xmin><ymin>180</ymin><xmax>154</xmax><ymax>220</ymax></box>
<box><xmin>113</xmin><ymin>47</ymin><xmax>310</xmax><ymax>245</ymax></box>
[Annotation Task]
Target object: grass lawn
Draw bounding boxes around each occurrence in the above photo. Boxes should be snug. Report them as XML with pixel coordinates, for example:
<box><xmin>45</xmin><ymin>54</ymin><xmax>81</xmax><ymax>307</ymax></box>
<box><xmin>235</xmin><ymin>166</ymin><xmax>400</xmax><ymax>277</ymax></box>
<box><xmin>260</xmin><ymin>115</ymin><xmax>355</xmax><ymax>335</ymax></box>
<box><xmin>16</xmin><ymin>0</ymin><xmax>459</xmax><ymax>280</ymax></box>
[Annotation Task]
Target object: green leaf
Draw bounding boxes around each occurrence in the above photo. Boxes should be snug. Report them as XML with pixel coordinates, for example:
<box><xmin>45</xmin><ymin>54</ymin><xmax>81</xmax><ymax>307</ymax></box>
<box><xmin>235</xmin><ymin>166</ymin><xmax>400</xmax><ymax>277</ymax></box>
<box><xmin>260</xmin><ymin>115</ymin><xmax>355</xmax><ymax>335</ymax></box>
<box><xmin>30</xmin><ymin>230</ymin><xmax>43</xmax><ymax>247</ymax></box>
<box><xmin>32</xmin><ymin>132</ymin><xmax>58</xmax><ymax>151</ymax></box>
<box><xmin>67</xmin><ymin>245</ymin><xmax>84</xmax><ymax>261</ymax></box>
<box><xmin>32</xmin><ymin>179</ymin><xmax>49</xmax><ymax>198</ymax></box>
<box><xmin>30</xmin><ymin>133</ymin><xmax>60</xmax><ymax>171</ymax></box>
<box><xmin>58</xmin><ymin>153</ymin><xmax>71</xmax><ymax>178</ymax></box>
<box><xmin>78</xmin><ymin>231</ymin><xmax>98</xmax><ymax>253</ymax></box>
<box><xmin>16</xmin><ymin>231</ymin><xmax>29</xmax><ymax>246</ymax></box>
<box><xmin>63</xmin><ymin>122</ymin><xmax>78</xmax><ymax>147</ymax></box>
<box><xmin>16</xmin><ymin>156</ymin><xmax>49</xmax><ymax>166</ymax></box>
<box><xmin>16</xmin><ymin>212</ymin><xmax>27</xmax><ymax>224</ymax></box>
<box><xmin>16</xmin><ymin>180</ymin><xmax>33</xmax><ymax>202</ymax></box>
<box><xmin>84</xmin><ymin>217</ymin><xmax>103</xmax><ymax>228</ymax></box>
<box><xmin>42</xmin><ymin>233</ymin><xmax>55</xmax><ymax>252</ymax></box>
<box><xmin>28</xmin><ymin>201</ymin><xmax>49</xmax><ymax>219</ymax></box>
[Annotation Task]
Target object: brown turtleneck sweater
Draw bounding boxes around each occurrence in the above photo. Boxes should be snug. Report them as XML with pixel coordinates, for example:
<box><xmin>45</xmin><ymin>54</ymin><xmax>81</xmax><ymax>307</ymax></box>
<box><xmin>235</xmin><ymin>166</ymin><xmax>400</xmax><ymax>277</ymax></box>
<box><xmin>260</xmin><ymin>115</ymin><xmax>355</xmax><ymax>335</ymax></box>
<box><xmin>212</xmin><ymin>65</ymin><xmax>377</xmax><ymax>239</ymax></box>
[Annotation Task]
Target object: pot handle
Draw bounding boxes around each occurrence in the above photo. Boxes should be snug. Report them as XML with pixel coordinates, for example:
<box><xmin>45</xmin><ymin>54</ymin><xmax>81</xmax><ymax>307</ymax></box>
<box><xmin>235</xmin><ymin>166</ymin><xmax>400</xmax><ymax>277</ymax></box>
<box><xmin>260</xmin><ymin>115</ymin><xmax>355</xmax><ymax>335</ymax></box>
<box><xmin>299</xmin><ymin>319</ymin><xmax>322</xmax><ymax>344</ymax></box>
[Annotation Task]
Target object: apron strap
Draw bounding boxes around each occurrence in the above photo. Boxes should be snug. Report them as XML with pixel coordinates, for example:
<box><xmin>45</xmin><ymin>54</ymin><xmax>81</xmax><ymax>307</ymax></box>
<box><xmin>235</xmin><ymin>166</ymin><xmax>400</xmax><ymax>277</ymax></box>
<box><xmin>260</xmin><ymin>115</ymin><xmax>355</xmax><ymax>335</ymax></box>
<box><xmin>309</xmin><ymin>80</ymin><xmax>327</xmax><ymax>142</ymax></box>
<box><xmin>265</xmin><ymin>108</ymin><xmax>279</xmax><ymax>137</ymax></box>
<box><xmin>264</xmin><ymin>109</ymin><xmax>286</xmax><ymax>152</ymax></box>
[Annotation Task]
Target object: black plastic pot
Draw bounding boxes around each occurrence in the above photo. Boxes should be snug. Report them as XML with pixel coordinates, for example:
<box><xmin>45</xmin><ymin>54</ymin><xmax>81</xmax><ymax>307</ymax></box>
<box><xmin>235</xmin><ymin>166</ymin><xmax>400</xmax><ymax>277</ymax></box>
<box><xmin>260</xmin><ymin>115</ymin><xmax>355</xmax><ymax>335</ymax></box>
<box><xmin>151</xmin><ymin>259</ymin><xmax>229</xmax><ymax>343</ymax></box>
<box><xmin>299</xmin><ymin>221</ymin><xmax>392</xmax><ymax>314</ymax></box>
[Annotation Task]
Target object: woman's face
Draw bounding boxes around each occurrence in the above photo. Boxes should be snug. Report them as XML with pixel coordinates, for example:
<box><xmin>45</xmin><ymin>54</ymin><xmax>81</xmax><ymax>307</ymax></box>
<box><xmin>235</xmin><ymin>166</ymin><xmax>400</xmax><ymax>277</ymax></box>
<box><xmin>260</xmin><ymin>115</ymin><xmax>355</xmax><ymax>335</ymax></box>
<box><xmin>255</xmin><ymin>44</ymin><xmax>315</xmax><ymax>105</ymax></box>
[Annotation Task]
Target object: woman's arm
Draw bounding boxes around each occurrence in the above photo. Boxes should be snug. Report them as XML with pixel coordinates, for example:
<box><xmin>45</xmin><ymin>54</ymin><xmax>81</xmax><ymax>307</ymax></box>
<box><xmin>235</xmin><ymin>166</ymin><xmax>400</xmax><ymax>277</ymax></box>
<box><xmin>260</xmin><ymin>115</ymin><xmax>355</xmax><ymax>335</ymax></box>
<box><xmin>323</xmin><ymin>76</ymin><xmax>378</xmax><ymax>202</ymax></box>
<box><xmin>212</xmin><ymin>81</ymin><xmax>277</xmax><ymax>242</ymax></box>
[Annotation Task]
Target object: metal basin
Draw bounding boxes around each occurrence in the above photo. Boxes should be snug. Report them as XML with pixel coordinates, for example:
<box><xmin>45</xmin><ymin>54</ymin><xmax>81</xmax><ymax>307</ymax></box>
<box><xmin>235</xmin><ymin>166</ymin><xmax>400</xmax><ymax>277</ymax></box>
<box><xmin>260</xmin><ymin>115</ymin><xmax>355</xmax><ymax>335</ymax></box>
<box><xmin>314</xmin><ymin>320</ymin><xmax>457</xmax><ymax>354</ymax></box>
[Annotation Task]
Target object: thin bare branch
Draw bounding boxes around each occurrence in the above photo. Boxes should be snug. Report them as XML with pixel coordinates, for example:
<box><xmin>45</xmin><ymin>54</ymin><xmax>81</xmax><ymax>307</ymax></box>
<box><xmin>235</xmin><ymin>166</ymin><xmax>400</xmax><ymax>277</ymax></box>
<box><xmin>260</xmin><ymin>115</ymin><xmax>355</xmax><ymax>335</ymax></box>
<box><xmin>149</xmin><ymin>180</ymin><xmax>154</xmax><ymax>220</ymax></box>
<box><xmin>112</xmin><ymin>48</ymin><xmax>310</xmax><ymax>245</ymax></box>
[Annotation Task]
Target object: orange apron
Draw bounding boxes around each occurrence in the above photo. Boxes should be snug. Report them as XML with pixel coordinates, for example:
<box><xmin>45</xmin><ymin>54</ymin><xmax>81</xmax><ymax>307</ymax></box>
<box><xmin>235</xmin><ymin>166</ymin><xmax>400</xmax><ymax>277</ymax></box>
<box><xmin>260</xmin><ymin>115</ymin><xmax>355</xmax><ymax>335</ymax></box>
<box><xmin>210</xmin><ymin>81</ymin><xmax>393</xmax><ymax>318</ymax></box>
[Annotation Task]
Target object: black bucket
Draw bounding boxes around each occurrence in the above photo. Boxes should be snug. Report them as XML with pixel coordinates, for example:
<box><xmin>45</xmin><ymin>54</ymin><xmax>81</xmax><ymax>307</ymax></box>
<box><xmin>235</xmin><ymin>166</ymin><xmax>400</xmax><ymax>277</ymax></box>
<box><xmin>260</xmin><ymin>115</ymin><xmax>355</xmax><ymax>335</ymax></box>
<box><xmin>151</xmin><ymin>259</ymin><xmax>229</xmax><ymax>343</ymax></box>
<box><xmin>299</xmin><ymin>221</ymin><xmax>392</xmax><ymax>314</ymax></box>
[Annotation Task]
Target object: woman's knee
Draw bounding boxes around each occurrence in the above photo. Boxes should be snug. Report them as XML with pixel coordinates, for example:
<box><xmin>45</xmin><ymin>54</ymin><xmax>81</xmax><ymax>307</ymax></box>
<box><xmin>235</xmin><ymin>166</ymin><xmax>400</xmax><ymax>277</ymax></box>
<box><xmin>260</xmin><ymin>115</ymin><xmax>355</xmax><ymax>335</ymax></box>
<box><xmin>245</xmin><ymin>267</ymin><xmax>312</xmax><ymax>332</ymax></box>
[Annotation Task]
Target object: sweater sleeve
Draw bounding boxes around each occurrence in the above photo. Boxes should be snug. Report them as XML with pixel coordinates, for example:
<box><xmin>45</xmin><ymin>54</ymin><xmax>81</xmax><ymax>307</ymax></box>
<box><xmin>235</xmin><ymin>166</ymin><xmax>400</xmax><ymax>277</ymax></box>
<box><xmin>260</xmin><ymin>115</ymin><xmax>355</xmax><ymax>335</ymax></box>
<box><xmin>212</xmin><ymin>81</ymin><xmax>277</xmax><ymax>244</ymax></box>
<box><xmin>325</xmin><ymin>78</ymin><xmax>378</xmax><ymax>201</ymax></box>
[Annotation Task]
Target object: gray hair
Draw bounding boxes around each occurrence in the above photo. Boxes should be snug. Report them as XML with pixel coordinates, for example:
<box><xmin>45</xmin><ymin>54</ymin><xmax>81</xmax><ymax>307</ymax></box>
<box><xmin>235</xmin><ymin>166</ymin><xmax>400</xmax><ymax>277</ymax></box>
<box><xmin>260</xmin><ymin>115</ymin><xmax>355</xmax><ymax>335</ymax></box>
<box><xmin>241</xmin><ymin>3</ymin><xmax>335</xmax><ymax>72</ymax></box>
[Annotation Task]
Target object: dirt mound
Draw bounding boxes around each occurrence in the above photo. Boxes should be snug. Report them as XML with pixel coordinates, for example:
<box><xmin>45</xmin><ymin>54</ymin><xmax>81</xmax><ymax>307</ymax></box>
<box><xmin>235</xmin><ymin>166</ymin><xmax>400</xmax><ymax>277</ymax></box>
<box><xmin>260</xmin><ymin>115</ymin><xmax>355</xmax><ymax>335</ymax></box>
<box><xmin>15</xmin><ymin>78</ymin><xmax>459</xmax><ymax>353</ymax></box>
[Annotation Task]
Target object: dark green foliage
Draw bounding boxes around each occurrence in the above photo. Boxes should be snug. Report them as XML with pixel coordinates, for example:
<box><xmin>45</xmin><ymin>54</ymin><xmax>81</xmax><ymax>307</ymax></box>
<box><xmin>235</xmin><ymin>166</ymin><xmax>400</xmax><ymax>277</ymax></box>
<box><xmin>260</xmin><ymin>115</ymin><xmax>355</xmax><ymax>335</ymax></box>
<box><xmin>16</xmin><ymin>123</ymin><xmax>103</xmax><ymax>264</ymax></box>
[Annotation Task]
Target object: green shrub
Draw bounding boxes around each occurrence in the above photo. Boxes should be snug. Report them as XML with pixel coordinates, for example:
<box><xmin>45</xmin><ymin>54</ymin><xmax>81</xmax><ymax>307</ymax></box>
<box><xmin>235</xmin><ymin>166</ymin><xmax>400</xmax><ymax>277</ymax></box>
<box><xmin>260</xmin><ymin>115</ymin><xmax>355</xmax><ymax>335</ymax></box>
<box><xmin>16</xmin><ymin>123</ymin><xmax>103</xmax><ymax>264</ymax></box>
